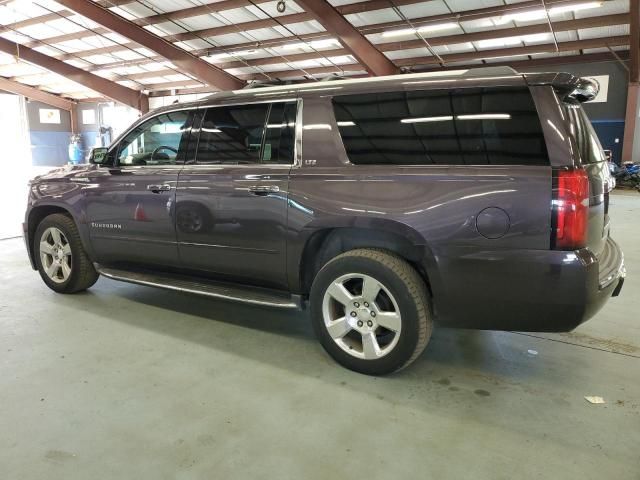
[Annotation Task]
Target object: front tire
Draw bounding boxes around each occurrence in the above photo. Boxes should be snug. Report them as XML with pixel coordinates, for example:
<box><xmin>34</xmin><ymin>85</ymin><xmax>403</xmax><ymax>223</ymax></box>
<box><xmin>310</xmin><ymin>249</ymin><xmax>432</xmax><ymax>375</ymax></box>
<box><xmin>34</xmin><ymin>213</ymin><xmax>99</xmax><ymax>293</ymax></box>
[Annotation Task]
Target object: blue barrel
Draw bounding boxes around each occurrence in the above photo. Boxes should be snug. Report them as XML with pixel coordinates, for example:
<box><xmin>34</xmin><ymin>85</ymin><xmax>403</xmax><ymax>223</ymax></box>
<box><xmin>68</xmin><ymin>138</ymin><xmax>83</xmax><ymax>164</ymax></box>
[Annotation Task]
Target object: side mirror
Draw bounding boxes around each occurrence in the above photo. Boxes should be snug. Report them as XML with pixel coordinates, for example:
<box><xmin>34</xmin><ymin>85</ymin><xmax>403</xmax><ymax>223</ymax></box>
<box><xmin>89</xmin><ymin>147</ymin><xmax>109</xmax><ymax>165</ymax></box>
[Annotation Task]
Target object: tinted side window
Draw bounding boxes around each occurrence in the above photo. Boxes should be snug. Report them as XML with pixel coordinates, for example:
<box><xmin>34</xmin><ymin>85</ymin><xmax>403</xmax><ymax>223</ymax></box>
<box><xmin>332</xmin><ymin>87</ymin><xmax>549</xmax><ymax>166</ymax></box>
<box><xmin>117</xmin><ymin>111</ymin><xmax>190</xmax><ymax>166</ymax></box>
<box><xmin>263</xmin><ymin>101</ymin><xmax>297</xmax><ymax>164</ymax></box>
<box><xmin>197</xmin><ymin>104</ymin><xmax>268</xmax><ymax>164</ymax></box>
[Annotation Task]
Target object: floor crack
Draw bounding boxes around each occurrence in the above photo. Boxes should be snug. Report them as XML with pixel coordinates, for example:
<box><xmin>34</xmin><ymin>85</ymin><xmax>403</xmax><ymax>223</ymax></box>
<box><xmin>511</xmin><ymin>332</ymin><xmax>640</xmax><ymax>359</ymax></box>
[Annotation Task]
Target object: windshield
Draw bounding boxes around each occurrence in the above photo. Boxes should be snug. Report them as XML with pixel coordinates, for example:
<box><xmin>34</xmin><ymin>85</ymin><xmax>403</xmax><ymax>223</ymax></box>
<box><xmin>562</xmin><ymin>101</ymin><xmax>606</xmax><ymax>164</ymax></box>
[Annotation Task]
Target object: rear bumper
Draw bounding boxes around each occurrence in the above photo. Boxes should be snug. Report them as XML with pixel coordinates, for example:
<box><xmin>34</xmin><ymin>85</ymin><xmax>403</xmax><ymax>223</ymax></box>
<box><xmin>430</xmin><ymin>237</ymin><xmax>625</xmax><ymax>332</ymax></box>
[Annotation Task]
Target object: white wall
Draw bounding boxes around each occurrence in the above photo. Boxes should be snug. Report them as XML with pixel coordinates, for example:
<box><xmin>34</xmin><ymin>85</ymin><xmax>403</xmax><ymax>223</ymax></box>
<box><xmin>0</xmin><ymin>93</ymin><xmax>47</xmax><ymax>239</ymax></box>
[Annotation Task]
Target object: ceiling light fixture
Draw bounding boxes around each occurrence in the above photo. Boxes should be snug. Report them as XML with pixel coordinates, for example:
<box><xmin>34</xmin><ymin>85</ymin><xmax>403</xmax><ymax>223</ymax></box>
<box><xmin>477</xmin><ymin>33</ymin><xmax>549</xmax><ymax>49</ymax></box>
<box><xmin>548</xmin><ymin>1</ymin><xmax>604</xmax><ymax>14</ymax></box>
<box><xmin>208</xmin><ymin>49</ymin><xmax>259</xmax><ymax>61</ymax></box>
<box><xmin>494</xmin><ymin>1</ymin><xmax>603</xmax><ymax>24</ymax></box>
<box><xmin>494</xmin><ymin>10</ymin><xmax>547</xmax><ymax>24</ymax></box>
<box><xmin>381</xmin><ymin>22</ymin><xmax>458</xmax><ymax>39</ymax></box>
<box><xmin>282</xmin><ymin>38</ymin><xmax>340</xmax><ymax>50</ymax></box>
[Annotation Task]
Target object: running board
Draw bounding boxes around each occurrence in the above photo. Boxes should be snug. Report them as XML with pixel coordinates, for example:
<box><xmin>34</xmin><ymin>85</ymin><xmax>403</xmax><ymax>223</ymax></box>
<box><xmin>96</xmin><ymin>265</ymin><xmax>300</xmax><ymax>309</ymax></box>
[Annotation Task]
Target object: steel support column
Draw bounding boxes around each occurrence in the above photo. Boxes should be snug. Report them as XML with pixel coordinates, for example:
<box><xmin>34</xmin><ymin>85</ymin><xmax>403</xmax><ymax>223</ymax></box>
<box><xmin>622</xmin><ymin>0</ymin><xmax>639</xmax><ymax>163</ymax></box>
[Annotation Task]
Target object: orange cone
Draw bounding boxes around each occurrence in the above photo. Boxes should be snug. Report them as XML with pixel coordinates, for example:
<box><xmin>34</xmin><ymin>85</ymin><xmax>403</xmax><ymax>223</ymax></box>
<box><xmin>134</xmin><ymin>202</ymin><xmax>147</xmax><ymax>221</ymax></box>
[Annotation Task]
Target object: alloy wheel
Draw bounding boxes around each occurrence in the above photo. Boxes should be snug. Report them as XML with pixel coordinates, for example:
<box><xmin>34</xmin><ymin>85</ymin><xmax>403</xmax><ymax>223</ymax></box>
<box><xmin>321</xmin><ymin>273</ymin><xmax>402</xmax><ymax>360</ymax></box>
<box><xmin>39</xmin><ymin>227</ymin><xmax>72</xmax><ymax>284</ymax></box>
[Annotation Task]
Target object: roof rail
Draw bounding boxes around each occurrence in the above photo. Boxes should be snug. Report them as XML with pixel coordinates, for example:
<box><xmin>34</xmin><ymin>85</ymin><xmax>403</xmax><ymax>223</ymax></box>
<box><xmin>243</xmin><ymin>80</ymin><xmax>290</xmax><ymax>89</ymax></box>
<box><xmin>318</xmin><ymin>73</ymin><xmax>350</xmax><ymax>82</ymax></box>
<box><xmin>243</xmin><ymin>82</ymin><xmax>274</xmax><ymax>89</ymax></box>
<box><xmin>230</xmin><ymin>66</ymin><xmax>524</xmax><ymax>95</ymax></box>
<box><xmin>408</xmin><ymin>65</ymin><xmax>520</xmax><ymax>76</ymax></box>
<box><xmin>458</xmin><ymin>66</ymin><xmax>518</xmax><ymax>76</ymax></box>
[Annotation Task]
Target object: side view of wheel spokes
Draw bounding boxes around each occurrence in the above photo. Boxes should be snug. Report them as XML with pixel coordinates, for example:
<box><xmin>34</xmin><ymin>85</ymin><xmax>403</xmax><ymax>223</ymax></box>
<box><xmin>326</xmin><ymin>316</ymin><xmax>352</xmax><ymax>339</ymax></box>
<box><xmin>322</xmin><ymin>273</ymin><xmax>402</xmax><ymax>360</ymax></box>
<box><xmin>326</xmin><ymin>281</ymin><xmax>355</xmax><ymax>307</ymax></box>
<box><xmin>361</xmin><ymin>332</ymin><xmax>382</xmax><ymax>359</ymax></box>
<box><xmin>39</xmin><ymin>227</ymin><xmax>72</xmax><ymax>284</ymax></box>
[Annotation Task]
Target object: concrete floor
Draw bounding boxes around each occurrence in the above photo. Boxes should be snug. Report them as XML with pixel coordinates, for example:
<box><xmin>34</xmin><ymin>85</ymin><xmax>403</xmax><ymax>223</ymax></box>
<box><xmin>1</xmin><ymin>193</ymin><xmax>639</xmax><ymax>479</ymax></box>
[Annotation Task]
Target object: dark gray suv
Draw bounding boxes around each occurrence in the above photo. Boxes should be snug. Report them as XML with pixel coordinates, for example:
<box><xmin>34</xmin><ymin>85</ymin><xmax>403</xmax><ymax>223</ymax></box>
<box><xmin>24</xmin><ymin>67</ymin><xmax>625</xmax><ymax>375</ymax></box>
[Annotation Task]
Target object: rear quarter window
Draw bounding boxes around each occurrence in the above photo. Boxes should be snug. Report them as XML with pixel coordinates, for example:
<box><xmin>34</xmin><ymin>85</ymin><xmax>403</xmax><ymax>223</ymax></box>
<box><xmin>332</xmin><ymin>86</ymin><xmax>549</xmax><ymax>166</ymax></box>
<box><xmin>561</xmin><ymin>100</ymin><xmax>606</xmax><ymax>164</ymax></box>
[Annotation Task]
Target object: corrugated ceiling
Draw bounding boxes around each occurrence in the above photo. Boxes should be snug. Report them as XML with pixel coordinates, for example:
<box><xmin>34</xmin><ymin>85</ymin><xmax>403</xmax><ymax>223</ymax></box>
<box><xmin>0</xmin><ymin>0</ymin><xmax>632</xmax><ymax>101</ymax></box>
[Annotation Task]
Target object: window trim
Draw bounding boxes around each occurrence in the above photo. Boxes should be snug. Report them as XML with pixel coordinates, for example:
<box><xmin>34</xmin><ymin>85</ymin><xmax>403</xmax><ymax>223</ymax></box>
<box><xmin>190</xmin><ymin>98</ymin><xmax>301</xmax><ymax>168</ymax></box>
<box><xmin>112</xmin><ymin>109</ymin><xmax>195</xmax><ymax>168</ymax></box>
<box><xmin>261</xmin><ymin>100</ymin><xmax>299</xmax><ymax>165</ymax></box>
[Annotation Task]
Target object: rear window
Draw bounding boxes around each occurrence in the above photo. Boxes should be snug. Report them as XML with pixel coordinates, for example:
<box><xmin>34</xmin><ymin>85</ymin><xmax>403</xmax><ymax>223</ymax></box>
<box><xmin>332</xmin><ymin>87</ymin><xmax>549</xmax><ymax>166</ymax></box>
<box><xmin>562</xmin><ymin>101</ymin><xmax>606</xmax><ymax>164</ymax></box>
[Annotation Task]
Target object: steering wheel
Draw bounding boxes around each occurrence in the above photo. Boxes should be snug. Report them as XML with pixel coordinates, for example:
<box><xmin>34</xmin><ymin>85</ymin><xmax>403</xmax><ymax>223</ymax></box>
<box><xmin>150</xmin><ymin>145</ymin><xmax>178</xmax><ymax>161</ymax></box>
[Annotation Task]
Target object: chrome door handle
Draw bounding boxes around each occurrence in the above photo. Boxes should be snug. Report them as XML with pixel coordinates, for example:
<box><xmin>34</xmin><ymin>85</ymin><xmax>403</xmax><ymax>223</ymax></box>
<box><xmin>147</xmin><ymin>184</ymin><xmax>171</xmax><ymax>193</ymax></box>
<box><xmin>248</xmin><ymin>185</ymin><xmax>280</xmax><ymax>195</ymax></box>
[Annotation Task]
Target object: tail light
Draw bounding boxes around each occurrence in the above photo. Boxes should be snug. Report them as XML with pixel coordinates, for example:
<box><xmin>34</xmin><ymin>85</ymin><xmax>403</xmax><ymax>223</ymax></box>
<box><xmin>552</xmin><ymin>168</ymin><xmax>589</xmax><ymax>250</ymax></box>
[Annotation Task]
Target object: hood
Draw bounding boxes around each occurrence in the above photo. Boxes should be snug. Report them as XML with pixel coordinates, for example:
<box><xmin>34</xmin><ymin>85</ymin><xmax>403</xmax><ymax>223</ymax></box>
<box><xmin>30</xmin><ymin>163</ymin><xmax>98</xmax><ymax>183</ymax></box>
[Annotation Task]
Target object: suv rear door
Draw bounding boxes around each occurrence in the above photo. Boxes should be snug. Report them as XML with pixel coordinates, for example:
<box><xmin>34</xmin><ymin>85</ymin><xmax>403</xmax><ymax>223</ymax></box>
<box><xmin>174</xmin><ymin>100</ymin><xmax>297</xmax><ymax>290</ymax></box>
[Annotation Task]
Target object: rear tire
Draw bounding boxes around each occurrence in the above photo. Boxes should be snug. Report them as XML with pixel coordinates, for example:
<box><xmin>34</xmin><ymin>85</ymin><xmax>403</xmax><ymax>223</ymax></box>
<box><xmin>310</xmin><ymin>248</ymin><xmax>432</xmax><ymax>375</ymax></box>
<box><xmin>34</xmin><ymin>213</ymin><xmax>99</xmax><ymax>294</ymax></box>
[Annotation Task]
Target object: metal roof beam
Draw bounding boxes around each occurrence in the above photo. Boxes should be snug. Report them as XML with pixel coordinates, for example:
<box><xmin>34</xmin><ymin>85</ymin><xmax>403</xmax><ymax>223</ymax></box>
<box><xmin>413</xmin><ymin>51</ymin><xmax>630</xmax><ymax>72</ymax></box>
<box><xmin>12</xmin><ymin>11</ymin><xmax>628</xmax><ymax>88</ymax></box>
<box><xmin>235</xmin><ymin>36</ymin><xmax>630</xmax><ymax>80</ymax></box>
<box><xmin>102</xmin><ymin>14</ymin><xmax>626</xmax><ymax>75</ymax></box>
<box><xmin>0</xmin><ymin>11</ymin><xmax>74</xmax><ymax>33</ymax></box>
<box><xmin>294</xmin><ymin>0</ymin><xmax>396</xmax><ymax>76</ymax></box>
<box><xmin>53</xmin><ymin>0</ymin><xmax>243</xmax><ymax>91</ymax></box>
<box><xmin>4</xmin><ymin>0</ymin><xmax>426</xmax><ymax>33</ymax></box>
<box><xmin>58</xmin><ymin>2</ymin><xmax>626</xmax><ymax>73</ymax></box>
<box><xmin>0</xmin><ymin>37</ymin><xmax>148</xmax><ymax>112</ymax></box>
<box><xmin>0</xmin><ymin>76</ymin><xmax>75</xmax><ymax>110</ymax></box>
<box><xmin>4</xmin><ymin>0</ymin><xmax>589</xmax><ymax>48</ymax></box>
<box><xmin>357</xmin><ymin>0</ymin><xmax>587</xmax><ymax>32</ymax></box>
<box><xmin>80</xmin><ymin>18</ymin><xmax>628</xmax><ymax>87</ymax></box>
<box><xmin>24</xmin><ymin>11</ymin><xmax>316</xmax><ymax>49</ymax></box>
<box><xmin>164</xmin><ymin>12</ymin><xmax>314</xmax><ymax>43</ymax></box>
<box><xmin>147</xmin><ymin>51</ymin><xmax>630</xmax><ymax>97</ymax></box>
<box><xmin>212</xmin><ymin>14</ymin><xmax>628</xmax><ymax>70</ymax></box>
<box><xmin>394</xmin><ymin>36</ymin><xmax>630</xmax><ymax>68</ymax></box>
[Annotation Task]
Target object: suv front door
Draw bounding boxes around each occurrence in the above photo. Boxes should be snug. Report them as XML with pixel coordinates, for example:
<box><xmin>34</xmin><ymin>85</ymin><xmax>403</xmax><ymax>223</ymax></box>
<box><xmin>175</xmin><ymin>100</ymin><xmax>297</xmax><ymax>290</ymax></box>
<box><xmin>85</xmin><ymin>110</ymin><xmax>193</xmax><ymax>267</ymax></box>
